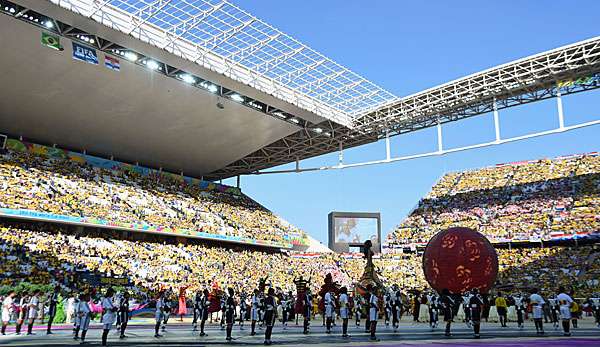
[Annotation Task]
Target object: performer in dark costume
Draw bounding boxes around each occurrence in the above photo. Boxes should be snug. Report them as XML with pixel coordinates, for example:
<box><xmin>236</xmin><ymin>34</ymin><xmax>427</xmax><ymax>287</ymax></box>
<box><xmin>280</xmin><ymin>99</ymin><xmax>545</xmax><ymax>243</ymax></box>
<box><xmin>469</xmin><ymin>288</ymin><xmax>484</xmax><ymax>339</ymax></box>
<box><xmin>46</xmin><ymin>285</ymin><xmax>60</xmax><ymax>335</ymax></box>
<box><xmin>239</xmin><ymin>292</ymin><xmax>247</xmax><ymax>330</ymax></box>
<box><xmin>355</xmin><ymin>294</ymin><xmax>363</xmax><ymax>327</ymax></box>
<box><xmin>590</xmin><ymin>295</ymin><xmax>600</xmax><ymax>328</ymax></box>
<box><xmin>264</xmin><ymin>288</ymin><xmax>276</xmax><ymax>346</ymax></box>
<box><xmin>286</xmin><ymin>291</ymin><xmax>295</xmax><ymax>324</ymax></box>
<box><xmin>384</xmin><ymin>291</ymin><xmax>392</xmax><ymax>327</ymax></box>
<box><xmin>162</xmin><ymin>293</ymin><xmax>172</xmax><ymax>332</ymax></box>
<box><xmin>220</xmin><ymin>295</ymin><xmax>227</xmax><ymax>330</ymax></box>
<box><xmin>154</xmin><ymin>292</ymin><xmax>166</xmax><ymax>338</ymax></box>
<box><xmin>428</xmin><ymin>292</ymin><xmax>439</xmax><ymax>330</ymax></box>
<box><xmin>440</xmin><ymin>288</ymin><xmax>455</xmax><ymax>337</ymax></box>
<box><xmin>199</xmin><ymin>289</ymin><xmax>211</xmax><ymax>337</ymax></box>
<box><xmin>368</xmin><ymin>285</ymin><xmax>379</xmax><ymax>341</ymax></box>
<box><xmin>391</xmin><ymin>286</ymin><xmax>403</xmax><ymax>332</ymax></box>
<box><xmin>412</xmin><ymin>291</ymin><xmax>420</xmax><ymax>322</ymax></box>
<box><xmin>192</xmin><ymin>290</ymin><xmax>202</xmax><ymax>331</ymax></box>
<box><xmin>302</xmin><ymin>288</ymin><xmax>312</xmax><ymax>334</ymax></box>
<box><xmin>280</xmin><ymin>292</ymin><xmax>289</xmax><ymax>330</ymax></box>
<box><xmin>225</xmin><ymin>288</ymin><xmax>236</xmax><ymax>341</ymax></box>
<box><xmin>118</xmin><ymin>291</ymin><xmax>130</xmax><ymax>339</ymax></box>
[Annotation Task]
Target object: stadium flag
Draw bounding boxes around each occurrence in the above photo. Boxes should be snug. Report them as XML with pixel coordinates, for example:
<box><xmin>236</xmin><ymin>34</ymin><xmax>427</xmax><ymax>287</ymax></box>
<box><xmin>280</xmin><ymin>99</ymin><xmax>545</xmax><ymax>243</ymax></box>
<box><xmin>104</xmin><ymin>55</ymin><xmax>120</xmax><ymax>71</ymax></box>
<box><xmin>41</xmin><ymin>32</ymin><xmax>62</xmax><ymax>51</ymax></box>
<box><xmin>72</xmin><ymin>42</ymin><xmax>98</xmax><ymax>65</ymax></box>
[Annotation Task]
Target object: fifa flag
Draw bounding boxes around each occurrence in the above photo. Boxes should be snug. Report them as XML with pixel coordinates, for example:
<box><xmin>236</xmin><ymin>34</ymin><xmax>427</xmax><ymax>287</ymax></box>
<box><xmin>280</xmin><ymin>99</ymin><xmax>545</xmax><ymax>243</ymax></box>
<box><xmin>41</xmin><ymin>32</ymin><xmax>62</xmax><ymax>51</ymax></box>
<box><xmin>72</xmin><ymin>42</ymin><xmax>98</xmax><ymax>65</ymax></box>
<box><xmin>104</xmin><ymin>55</ymin><xmax>120</xmax><ymax>71</ymax></box>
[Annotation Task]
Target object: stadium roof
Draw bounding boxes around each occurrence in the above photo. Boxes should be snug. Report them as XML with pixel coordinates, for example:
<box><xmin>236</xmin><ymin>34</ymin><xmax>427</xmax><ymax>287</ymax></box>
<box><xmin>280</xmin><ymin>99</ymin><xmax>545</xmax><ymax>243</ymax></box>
<box><xmin>52</xmin><ymin>0</ymin><xmax>398</xmax><ymax>127</ymax></box>
<box><xmin>1</xmin><ymin>1</ymin><xmax>599</xmax><ymax>181</ymax></box>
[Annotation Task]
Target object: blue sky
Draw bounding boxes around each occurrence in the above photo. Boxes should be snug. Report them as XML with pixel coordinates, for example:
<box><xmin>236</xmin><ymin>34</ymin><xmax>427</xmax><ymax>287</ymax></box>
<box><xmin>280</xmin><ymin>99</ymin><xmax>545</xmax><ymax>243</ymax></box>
<box><xmin>225</xmin><ymin>0</ymin><xmax>600</xmax><ymax>245</ymax></box>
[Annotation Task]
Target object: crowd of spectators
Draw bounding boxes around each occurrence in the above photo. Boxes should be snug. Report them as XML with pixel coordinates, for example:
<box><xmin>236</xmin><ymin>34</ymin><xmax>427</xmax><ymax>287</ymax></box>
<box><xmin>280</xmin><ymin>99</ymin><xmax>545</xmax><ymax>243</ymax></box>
<box><xmin>0</xmin><ymin>148</ymin><xmax>598</xmax><ymax>305</ymax></box>
<box><xmin>0</xmin><ymin>220</ymin><xmax>598</xmax><ymax>303</ymax></box>
<box><xmin>0</xmin><ymin>221</ymin><xmax>346</xmax><ymax>297</ymax></box>
<box><xmin>388</xmin><ymin>154</ymin><xmax>600</xmax><ymax>246</ymax></box>
<box><xmin>0</xmin><ymin>150</ymin><xmax>304</xmax><ymax>245</ymax></box>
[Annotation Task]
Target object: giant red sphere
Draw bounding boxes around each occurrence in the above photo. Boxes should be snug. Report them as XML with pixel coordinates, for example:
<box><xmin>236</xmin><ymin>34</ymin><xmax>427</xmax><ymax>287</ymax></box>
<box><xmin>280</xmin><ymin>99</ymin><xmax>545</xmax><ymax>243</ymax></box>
<box><xmin>422</xmin><ymin>227</ymin><xmax>498</xmax><ymax>294</ymax></box>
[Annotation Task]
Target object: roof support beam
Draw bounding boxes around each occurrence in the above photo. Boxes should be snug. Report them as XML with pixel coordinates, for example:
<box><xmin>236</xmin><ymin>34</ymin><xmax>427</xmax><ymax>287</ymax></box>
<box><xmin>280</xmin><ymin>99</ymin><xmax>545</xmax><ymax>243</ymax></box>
<box><xmin>226</xmin><ymin>33</ymin><xmax>282</xmax><ymax>63</ymax></box>
<box><xmin>87</xmin><ymin>0</ymin><xmax>113</xmax><ymax>18</ymax></box>
<box><xmin>205</xmin><ymin>19</ymin><xmax>256</xmax><ymax>51</ymax></box>
<box><xmin>127</xmin><ymin>0</ymin><xmax>174</xmax><ymax>35</ymax></box>
<box><xmin>160</xmin><ymin>2</ymin><xmax>225</xmax><ymax>49</ymax></box>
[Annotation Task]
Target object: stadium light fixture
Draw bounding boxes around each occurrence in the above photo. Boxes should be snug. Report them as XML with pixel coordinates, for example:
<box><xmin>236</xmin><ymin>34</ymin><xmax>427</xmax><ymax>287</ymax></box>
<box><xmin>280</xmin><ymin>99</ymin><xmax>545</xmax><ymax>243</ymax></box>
<box><xmin>44</xmin><ymin>21</ymin><xmax>53</xmax><ymax>28</ymax></box>
<box><xmin>124</xmin><ymin>52</ymin><xmax>138</xmax><ymax>62</ymax></box>
<box><xmin>290</xmin><ymin>118</ymin><xmax>300</xmax><ymax>124</ymax></box>
<box><xmin>145</xmin><ymin>60</ymin><xmax>159</xmax><ymax>71</ymax></box>
<box><xmin>273</xmin><ymin>112</ymin><xmax>287</xmax><ymax>119</ymax></box>
<box><xmin>313</xmin><ymin>127</ymin><xmax>323</xmax><ymax>134</ymax></box>
<box><xmin>9</xmin><ymin>7</ymin><xmax>15</xmax><ymax>14</ymax></box>
<box><xmin>180</xmin><ymin>74</ymin><xmax>195</xmax><ymax>84</ymax></box>
<box><xmin>205</xmin><ymin>83</ymin><xmax>218</xmax><ymax>93</ymax></box>
<box><xmin>230</xmin><ymin>93</ymin><xmax>244</xmax><ymax>102</ymax></box>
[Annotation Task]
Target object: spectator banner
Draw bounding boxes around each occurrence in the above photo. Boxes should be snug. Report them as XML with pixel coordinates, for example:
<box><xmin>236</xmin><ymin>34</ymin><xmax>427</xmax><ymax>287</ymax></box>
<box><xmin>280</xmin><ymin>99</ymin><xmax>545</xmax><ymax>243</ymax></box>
<box><xmin>0</xmin><ymin>208</ymin><xmax>293</xmax><ymax>249</ymax></box>
<box><xmin>104</xmin><ymin>55</ymin><xmax>120</xmax><ymax>71</ymax></box>
<box><xmin>72</xmin><ymin>42</ymin><xmax>98</xmax><ymax>65</ymax></box>
<box><xmin>41</xmin><ymin>32</ymin><xmax>62</xmax><ymax>51</ymax></box>
<box><xmin>81</xmin><ymin>272</ymin><xmax>131</xmax><ymax>286</ymax></box>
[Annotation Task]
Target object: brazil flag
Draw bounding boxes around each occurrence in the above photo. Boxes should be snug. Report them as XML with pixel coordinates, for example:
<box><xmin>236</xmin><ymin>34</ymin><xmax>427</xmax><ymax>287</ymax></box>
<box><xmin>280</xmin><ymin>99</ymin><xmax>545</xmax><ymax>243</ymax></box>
<box><xmin>41</xmin><ymin>32</ymin><xmax>62</xmax><ymax>51</ymax></box>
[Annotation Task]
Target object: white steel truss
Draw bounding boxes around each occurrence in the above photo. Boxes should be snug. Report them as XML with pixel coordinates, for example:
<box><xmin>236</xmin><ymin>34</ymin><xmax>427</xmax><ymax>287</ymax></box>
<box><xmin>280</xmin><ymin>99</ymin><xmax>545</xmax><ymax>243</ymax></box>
<box><xmin>355</xmin><ymin>36</ymin><xmax>600</xmax><ymax>133</ymax></box>
<box><xmin>207</xmin><ymin>37</ymin><xmax>600</xmax><ymax>180</ymax></box>
<box><xmin>48</xmin><ymin>0</ymin><xmax>398</xmax><ymax>126</ymax></box>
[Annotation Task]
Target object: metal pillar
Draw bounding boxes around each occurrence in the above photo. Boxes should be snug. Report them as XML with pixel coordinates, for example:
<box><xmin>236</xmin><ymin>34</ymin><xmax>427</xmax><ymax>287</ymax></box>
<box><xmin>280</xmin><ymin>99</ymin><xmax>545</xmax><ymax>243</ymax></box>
<box><xmin>436</xmin><ymin>120</ymin><xmax>443</xmax><ymax>153</ymax></box>
<box><xmin>236</xmin><ymin>175</ymin><xmax>240</xmax><ymax>189</ymax></box>
<box><xmin>385</xmin><ymin>129</ymin><xmax>391</xmax><ymax>161</ymax></box>
<box><xmin>493</xmin><ymin>97</ymin><xmax>501</xmax><ymax>142</ymax></box>
<box><xmin>338</xmin><ymin>142</ymin><xmax>344</xmax><ymax>166</ymax></box>
<box><xmin>556</xmin><ymin>87</ymin><xmax>565</xmax><ymax>129</ymax></box>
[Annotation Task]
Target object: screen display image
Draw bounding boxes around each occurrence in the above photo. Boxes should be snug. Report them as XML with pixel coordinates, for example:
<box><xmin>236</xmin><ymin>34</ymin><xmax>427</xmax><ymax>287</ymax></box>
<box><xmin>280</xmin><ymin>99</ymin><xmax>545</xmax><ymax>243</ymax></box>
<box><xmin>334</xmin><ymin>217</ymin><xmax>378</xmax><ymax>244</ymax></box>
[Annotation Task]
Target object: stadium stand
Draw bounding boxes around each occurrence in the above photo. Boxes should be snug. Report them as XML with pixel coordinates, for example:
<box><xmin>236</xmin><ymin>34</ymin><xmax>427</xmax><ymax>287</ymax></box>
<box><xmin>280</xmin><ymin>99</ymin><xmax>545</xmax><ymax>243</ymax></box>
<box><xmin>0</xmin><ymin>142</ymin><xmax>307</xmax><ymax>247</ymax></box>
<box><xmin>1</xmin><ymin>219</ymin><xmax>597</xmax><ymax>299</ymax></box>
<box><xmin>387</xmin><ymin>153</ymin><xmax>600</xmax><ymax>247</ymax></box>
<box><xmin>0</xmin><ymin>220</ymin><xmax>346</xmax><ymax>297</ymax></box>
<box><xmin>0</xmin><ymin>147</ymin><xmax>598</xmax><ymax>303</ymax></box>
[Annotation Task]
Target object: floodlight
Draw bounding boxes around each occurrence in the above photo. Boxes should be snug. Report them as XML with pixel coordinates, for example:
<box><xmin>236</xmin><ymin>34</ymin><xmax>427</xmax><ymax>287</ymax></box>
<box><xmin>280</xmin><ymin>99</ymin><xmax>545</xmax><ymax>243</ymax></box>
<box><xmin>230</xmin><ymin>94</ymin><xmax>244</xmax><ymax>102</ymax></box>
<box><xmin>124</xmin><ymin>52</ymin><xmax>138</xmax><ymax>62</ymax></box>
<box><xmin>206</xmin><ymin>84</ymin><xmax>218</xmax><ymax>93</ymax></box>
<box><xmin>146</xmin><ymin>60</ymin><xmax>159</xmax><ymax>70</ymax></box>
<box><xmin>180</xmin><ymin>74</ymin><xmax>195</xmax><ymax>84</ymax></box>
<box><xmin>44</xmin><ymin>21</ymin><xmax>53</xmax><ymax>28</ymax></box>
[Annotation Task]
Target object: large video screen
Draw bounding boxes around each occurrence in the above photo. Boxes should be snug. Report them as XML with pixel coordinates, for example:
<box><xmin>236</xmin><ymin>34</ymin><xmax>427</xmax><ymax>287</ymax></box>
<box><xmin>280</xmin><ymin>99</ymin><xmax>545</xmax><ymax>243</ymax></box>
<box><xmin>334</xmin><ymin>217</ymin><xmax>378</xmax><ymax>244</ymax></box>
<box><xmin>328</xmin><ymin>212</ymin><xmax>381</xmax><ymax>253</ymax></box>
